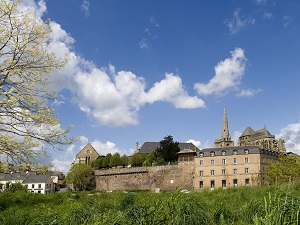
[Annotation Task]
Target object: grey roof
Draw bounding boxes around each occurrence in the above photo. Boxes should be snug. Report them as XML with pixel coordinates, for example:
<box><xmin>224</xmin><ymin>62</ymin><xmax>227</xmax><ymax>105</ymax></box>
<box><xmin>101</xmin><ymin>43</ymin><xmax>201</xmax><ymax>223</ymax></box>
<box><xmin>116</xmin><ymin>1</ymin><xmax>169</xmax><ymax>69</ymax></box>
<box><xmin>198</xmin><ymin>146</ymin><xmax>279</xmax><ymax>157</ymax></box>
<box><xmin>241</xmin><ymin>126</ymin><xmax>255</xmax><ymax>136</ymax></box>
<box><xmin>23</xmin><ymin>174</ymin><xmax>51</xmax><ymax>184</ymax></box>
<box><xmin>0</xmin><ymin>172</ymin><xmax>28</xmax><ymax>181</ymax></box>
<box><xmin>240</xmin><ymin>127</ymin><xmax>274</xmax><ymax>141</ymax></box>
<box><xmin>45</xmin><ymin>171</ymin><xmax>65</xmax><ymax>179</ymax></box>
<box><xmin>139</xmin><ymin>142</ymin><xmax>200</xmax><ymax>154</ymax></box>
<box><xmin>178</xmin><ymin>149</ymin><xmax>197</xmax><ymax>154</ymax></box>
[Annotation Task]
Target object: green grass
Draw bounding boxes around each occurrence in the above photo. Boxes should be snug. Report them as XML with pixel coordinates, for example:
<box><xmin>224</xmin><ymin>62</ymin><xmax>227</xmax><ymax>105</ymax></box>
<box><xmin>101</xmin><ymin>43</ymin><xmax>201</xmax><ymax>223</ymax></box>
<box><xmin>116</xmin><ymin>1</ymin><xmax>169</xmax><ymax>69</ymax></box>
<box><xmin>0</xmin><ymin>184</ymin><xmax>299</xmax><ymax>224</ymax></box>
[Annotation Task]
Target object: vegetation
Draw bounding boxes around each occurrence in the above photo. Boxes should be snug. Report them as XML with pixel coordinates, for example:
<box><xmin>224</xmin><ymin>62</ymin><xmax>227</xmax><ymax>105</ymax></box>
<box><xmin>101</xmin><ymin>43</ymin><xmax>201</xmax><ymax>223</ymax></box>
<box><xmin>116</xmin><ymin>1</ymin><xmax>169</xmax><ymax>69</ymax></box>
<box><xmin>0</xmin><ymin>184</ymin><xmax>299</xmax><ymax>224</ymax></box>
<box><xmin>65</xmin><ymin>163</ymin><xmax>95</xmax><ymax>191</ymax></box>
<box><xmin>0</xmin><ymin>0</ymin><xmax>75</xmax><ymax>164</ymax></box>
<box><xmin>265</xmin><ymin>153</ymin><xmax>300</xmax><ymax>185</ymax></box>
<box><xmin>156</xmin><ymin>135</ymin><xmax>180</xmax><ymax>163</ymax></box>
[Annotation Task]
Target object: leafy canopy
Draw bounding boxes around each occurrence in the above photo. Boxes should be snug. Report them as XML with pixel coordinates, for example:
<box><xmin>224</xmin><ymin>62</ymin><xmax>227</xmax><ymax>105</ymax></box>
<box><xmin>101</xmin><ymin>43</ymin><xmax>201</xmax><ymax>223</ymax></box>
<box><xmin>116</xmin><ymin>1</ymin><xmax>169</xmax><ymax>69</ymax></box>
<box><xmin>0</xmin><ymin>0</ymin><xmax>75</xmax><ymax>164</ymax></box>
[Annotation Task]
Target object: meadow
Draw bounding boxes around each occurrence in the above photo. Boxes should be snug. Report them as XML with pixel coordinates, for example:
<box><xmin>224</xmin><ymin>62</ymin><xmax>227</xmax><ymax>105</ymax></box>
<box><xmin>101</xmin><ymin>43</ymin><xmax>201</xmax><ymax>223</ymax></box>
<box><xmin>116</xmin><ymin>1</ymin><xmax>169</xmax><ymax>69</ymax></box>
<box><xmin>0</xmin><ymin>184</ymin><xmax>299</xmax><ymax>225</ymax></box>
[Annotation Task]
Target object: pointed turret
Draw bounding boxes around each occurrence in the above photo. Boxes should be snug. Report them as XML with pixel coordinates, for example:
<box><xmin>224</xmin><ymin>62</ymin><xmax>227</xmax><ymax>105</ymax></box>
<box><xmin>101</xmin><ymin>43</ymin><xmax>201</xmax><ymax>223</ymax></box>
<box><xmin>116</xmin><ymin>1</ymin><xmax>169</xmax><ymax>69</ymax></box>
<box><xmin>214</xmin><ymin>108</ymin><xmax>234</xmax><ymax>147</ymax></box>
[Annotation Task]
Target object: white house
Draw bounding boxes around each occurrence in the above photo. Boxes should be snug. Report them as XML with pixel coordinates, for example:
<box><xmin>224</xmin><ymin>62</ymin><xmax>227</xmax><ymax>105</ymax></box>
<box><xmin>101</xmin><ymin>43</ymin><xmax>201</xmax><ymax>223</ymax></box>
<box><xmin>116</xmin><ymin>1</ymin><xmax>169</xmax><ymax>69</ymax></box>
<box><xmin>23</xmin><ymin>174</ymin><xmax>55</xmax><ymax>194</ymax></box>
<box><xmin>0</xmin><ymin>172</ymin><xmax>28</xmax><ymax>191</ymax></box>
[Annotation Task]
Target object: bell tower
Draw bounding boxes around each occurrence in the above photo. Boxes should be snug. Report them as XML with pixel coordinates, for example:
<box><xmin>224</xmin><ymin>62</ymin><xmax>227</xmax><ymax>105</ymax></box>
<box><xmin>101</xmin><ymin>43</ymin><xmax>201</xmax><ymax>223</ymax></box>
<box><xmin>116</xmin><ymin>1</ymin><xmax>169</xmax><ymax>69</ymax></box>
<box><xmin>214</xmin><ymin>108</ymin><xmax>234</xmax><ymax>147</ymax></box>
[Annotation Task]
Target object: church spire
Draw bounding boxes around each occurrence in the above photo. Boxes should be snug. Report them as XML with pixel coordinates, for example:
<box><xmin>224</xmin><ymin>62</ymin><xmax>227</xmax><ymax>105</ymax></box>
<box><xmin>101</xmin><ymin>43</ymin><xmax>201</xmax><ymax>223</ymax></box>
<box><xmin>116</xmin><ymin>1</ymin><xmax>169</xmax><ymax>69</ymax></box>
<box><xmin>221</xmin><ymin>107</ymin><xmax>230</xmax><ymax>140</ymax></box>
<box><xmin>214</xmin><ymin>107</ymin><xmax>234</xmax><ymax>147</ymax></box>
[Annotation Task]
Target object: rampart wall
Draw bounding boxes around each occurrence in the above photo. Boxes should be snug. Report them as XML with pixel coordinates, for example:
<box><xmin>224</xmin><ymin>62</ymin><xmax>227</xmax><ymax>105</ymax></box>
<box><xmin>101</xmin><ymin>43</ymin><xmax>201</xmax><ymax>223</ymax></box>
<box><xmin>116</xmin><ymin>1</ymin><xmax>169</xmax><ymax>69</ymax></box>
<box><xmin>94</xmin><ymin>164</ymin><xmax>194</xmax><ymax>191</ymax></box>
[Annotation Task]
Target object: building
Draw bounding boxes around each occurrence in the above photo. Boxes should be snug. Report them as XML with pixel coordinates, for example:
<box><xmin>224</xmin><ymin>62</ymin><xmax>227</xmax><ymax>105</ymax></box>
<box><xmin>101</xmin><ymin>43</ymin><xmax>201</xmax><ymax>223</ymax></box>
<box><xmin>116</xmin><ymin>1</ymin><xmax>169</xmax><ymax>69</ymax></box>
<box><xmin>194</xmin><ymin>108</ymin><xmax>282</xmax><ymax>190</ymax></box>
<box><xmin>74</xmin><ymin>143</ymin><xmax>100</xmax><ymax>165</ymax></box>
<box><xmin>0</xmin><ymin>172</ymin><xmax>28</xmax><ymax>191</ymax></box>
<box><xmin>92</xmin><ymin>108</ymin><xmax>287</xmax><ymax>192</ymax></box>
<box><xmin>23</xmin><ymin>174</ymin><xmax>55</xmax><ymax>194</ymax></box>
<box><xmin>137</xmin><ymin>141</ymin><xmax>200</xmax><ymax>154</ymax></box>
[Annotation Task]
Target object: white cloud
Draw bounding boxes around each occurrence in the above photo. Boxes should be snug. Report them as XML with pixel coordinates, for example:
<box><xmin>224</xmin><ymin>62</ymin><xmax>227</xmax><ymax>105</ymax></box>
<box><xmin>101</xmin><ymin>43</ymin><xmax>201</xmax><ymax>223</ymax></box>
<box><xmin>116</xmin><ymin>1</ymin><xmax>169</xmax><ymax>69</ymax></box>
<box><xmin>139</xmin><ymin>38</ymin><xmax>149</xmax><ymax>49</ymax></box>
<box><xmin>232</xmin><ymin>131</ymin><xmax>242</xmax><ymax>146</ymax></box>
<box><xmin>194</xmin><ymin>48</ymin><xmax>247</xmax><ymax>96</ymax></box>
<box><xmin>276</xmin><ymin>119</ymin><xmax>300</xmax><ymax>155</ymax></box>
<box><xmin>263</xmin><ymin>12</ymin><xmax>272</xmax><ymax>19</ymax></box>
<box><xmin>254</xmin><ymin>0</ymin><xmax>267</xmax><ymax>5</ymax></box>
<box><xmin>237</xmin><ymin>88</ymin><xmax>262</xmax><ymax>97</ymax></box>
<box><xmin>283</xmin><ymin>16</ymin><xmax>293</xmax><ymax>27</ymax></box>
<box><xmin>186</xmin><ymin>139</ymin><xmax>201</xmax><ymax>148</ymax></box>
<box><xmin>81</xmin><ymin>0</ymin><xmax>90</xmax><ymax>17</ymax></box>
<box><xmin>143</xmin><ymin>73</ymin><xmax>205</xmax><ymax>108</ymax></box>
<box><xmin>225</xmin><ymin>9</ymin><xmax>255</xmax><ymax>34</ymax></box>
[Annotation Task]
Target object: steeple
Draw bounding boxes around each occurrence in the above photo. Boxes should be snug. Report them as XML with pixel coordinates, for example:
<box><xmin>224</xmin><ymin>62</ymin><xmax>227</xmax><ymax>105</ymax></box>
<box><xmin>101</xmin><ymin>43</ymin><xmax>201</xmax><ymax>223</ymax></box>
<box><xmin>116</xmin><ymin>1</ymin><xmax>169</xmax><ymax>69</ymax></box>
<box><xmin>221</xmin><ymin>107</ymin><xmax>230</xmax><ymax>140</ymax></box>
<box><xmin>214</xmin><ymin>107</ymin><xmax>234</xmax><ymax>147</ymax></box>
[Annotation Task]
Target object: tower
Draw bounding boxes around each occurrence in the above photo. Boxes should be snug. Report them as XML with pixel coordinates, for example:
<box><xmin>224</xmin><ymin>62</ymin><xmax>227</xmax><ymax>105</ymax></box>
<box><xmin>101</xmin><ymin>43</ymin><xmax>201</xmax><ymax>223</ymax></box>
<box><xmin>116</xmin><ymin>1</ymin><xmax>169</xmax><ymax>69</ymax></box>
<box><xmin>214</xmin><ymin>108</ymin><xmax>234</xmax><ymax>147</ymax></box>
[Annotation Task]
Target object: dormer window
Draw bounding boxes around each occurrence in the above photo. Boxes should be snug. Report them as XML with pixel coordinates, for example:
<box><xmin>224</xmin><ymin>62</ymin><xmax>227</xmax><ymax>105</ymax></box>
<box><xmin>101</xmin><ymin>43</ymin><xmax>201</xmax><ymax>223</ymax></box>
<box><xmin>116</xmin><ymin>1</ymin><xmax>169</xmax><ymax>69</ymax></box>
<box><xmin>210</xmin><ymin>151</ymin><xmax>215</xmax><ymax>156</ymax></box>
<box><xmin>199</xmin><ymin>152</ymin><xmax>204</xmax><ymax>157</ymax></box>
<box><xmin>233</xmin><ymin>150</ymin><xmax>238</xmax><ymax>155</ymax></box>
<box><xmin>244</xmin><ymin>149</ymin><xmax>249</xmax><ymax>154</ymax></box>
<box><xmin>221</xmin><ymin>150</ymin><xmax>226</xmax><ymax>156</ymax></box>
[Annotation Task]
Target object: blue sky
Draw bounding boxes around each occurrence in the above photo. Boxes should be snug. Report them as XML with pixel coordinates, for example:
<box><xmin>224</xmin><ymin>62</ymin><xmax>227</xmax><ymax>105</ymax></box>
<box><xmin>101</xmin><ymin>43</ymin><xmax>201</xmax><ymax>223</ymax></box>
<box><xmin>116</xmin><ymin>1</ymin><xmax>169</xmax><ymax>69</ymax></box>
<box><xmin>20</xmin><ymin>0</ymin><xmax>300</xmax><ymax>173</ymax></box>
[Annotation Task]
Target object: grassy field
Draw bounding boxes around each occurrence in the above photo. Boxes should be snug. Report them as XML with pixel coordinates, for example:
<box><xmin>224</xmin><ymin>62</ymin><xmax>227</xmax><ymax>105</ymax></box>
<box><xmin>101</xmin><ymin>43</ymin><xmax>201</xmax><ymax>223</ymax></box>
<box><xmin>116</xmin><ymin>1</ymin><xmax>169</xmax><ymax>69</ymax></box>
<box><xmin>0</xmin><ymin>184</ymin><xmax>299</xmax><ymax>225</ymax></box>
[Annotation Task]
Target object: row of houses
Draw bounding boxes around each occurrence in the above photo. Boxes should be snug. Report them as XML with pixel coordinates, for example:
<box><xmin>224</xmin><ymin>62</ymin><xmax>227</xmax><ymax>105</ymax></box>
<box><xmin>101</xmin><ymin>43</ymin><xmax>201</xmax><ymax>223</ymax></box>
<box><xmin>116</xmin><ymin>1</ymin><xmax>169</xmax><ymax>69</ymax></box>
<box><xmin>0</xmin><ymin>171</ymin><xmax>65</xmax><ymax>194</ymax></box>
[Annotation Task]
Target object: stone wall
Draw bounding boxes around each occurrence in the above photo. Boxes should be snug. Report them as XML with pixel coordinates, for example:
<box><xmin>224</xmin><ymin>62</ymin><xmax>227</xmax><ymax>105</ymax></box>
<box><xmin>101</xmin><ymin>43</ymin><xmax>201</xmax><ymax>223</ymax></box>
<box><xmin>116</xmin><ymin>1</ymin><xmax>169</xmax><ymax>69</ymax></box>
<box><xmin>95</xmin><ymin>164</ymin><xmax>194</xmax><ymax>191</ymax></box>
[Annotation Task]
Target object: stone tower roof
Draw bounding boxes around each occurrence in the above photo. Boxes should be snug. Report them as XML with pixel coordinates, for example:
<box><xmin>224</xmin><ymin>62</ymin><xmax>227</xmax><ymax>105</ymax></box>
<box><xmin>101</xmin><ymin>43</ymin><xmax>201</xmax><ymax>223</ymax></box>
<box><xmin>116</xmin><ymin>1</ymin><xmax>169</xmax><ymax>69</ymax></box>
<box><xmin>241</xmin><ymin>126</ymin><xmax>255</xmax><ymax>136</ymax></box>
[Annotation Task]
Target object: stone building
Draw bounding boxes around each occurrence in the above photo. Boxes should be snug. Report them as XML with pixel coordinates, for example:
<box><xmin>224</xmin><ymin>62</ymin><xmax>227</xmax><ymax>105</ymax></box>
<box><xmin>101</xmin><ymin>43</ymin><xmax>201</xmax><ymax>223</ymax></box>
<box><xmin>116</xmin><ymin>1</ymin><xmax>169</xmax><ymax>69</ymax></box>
<box><xmin>91</xmin><ymin>108</ymin><xmax>287</xmax><ymax>191</ymax></box>
<box><xmin>74</xmin><ymin>143</ymin><xmax>100</xmax><ymax>165</ymax></box>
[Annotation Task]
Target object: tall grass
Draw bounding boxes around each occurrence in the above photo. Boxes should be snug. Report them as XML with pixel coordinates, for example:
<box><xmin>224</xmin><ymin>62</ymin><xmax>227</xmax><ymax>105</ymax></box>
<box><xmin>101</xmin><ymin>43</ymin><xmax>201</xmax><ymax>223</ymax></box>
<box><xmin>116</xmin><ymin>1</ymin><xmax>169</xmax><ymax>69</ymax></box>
<box><xmin>0</xmin><ymin>184</ymin><xmax>299</xmax><ymax>224</ymax></box>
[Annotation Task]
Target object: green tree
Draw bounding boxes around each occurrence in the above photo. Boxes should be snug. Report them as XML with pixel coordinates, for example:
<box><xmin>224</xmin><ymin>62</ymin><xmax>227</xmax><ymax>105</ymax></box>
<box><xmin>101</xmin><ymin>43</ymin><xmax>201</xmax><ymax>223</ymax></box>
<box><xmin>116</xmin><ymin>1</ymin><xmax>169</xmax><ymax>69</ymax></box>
<box><xmin>0</xmin><ymin>0</ymin><xmax>75</xmax><ymax>164</ymax></box>
<box><xmin>156</xmin><ymin>135</ymin><xmax>180</xmax><ymax>163</ymax></box>
<box><xmin>92</xmin><ymin>156</ymin><xmax>105</xmax><ymax>169</ymax></box>
<box><xmin>5</xmin><ymin>182</ymin><xmax>28</xmax><ymax>192</ymax></box>
<box><xmin>102</xmin><ymin>153</ymin><xmax>112</xmax><ymax>168</ymax></box>
<box><xmin>110</xmin><ymin>152</ymin><xmax>121</xmax><ymax>167</ymax></box>
<box><xmin>265</xmin><ymin>153</ymin><xmax>300</xmax><ymax>185</ymax></box>
<box><xmin>129</xmin><ymin>153</ymin><xmax>147</xmax><ymax>167</ymax></box>
<box><xmin>120</xmin><ymin>154</ymin><xmax>129</xmax><ymax>167</ymax></box>
<box><xmin>143</xmin><ymin>150</ymin><xmax>164</xmax><ymax>166</ymax></box>
<box><xmin>65</xmin><ymin>163</ymin><xmax>95</xmax><ymax>191</ymax></box>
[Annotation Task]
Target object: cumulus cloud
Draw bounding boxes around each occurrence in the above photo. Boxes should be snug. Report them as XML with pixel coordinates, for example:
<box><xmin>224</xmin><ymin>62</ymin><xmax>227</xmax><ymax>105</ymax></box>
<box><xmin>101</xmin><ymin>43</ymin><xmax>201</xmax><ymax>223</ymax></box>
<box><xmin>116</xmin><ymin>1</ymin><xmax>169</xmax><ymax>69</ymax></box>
<box><xmin>194</xmin><ymin>48</ymin><xmax>247</xmax><ymax>96</ymax></box>
<box><xmin>225</xmin><ymin>9</ymin><xmax>255</xmax><ymax>34</ymax></box>
<box><xmin>276</xmin><ymin>119</ymin><xmax>300</xmax><ymax>155</ymax></box>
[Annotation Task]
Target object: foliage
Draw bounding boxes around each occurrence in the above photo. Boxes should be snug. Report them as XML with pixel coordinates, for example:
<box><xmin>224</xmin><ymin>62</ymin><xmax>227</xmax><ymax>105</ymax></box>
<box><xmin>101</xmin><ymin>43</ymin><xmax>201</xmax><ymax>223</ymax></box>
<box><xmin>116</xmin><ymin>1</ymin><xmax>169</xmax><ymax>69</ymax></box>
<box><xmin>129</xmin><ymin>153</ymin><xmax>147</xmax><ymax>167</ymax></box>
<box><xmin>65</xmin><ymin>163</ymin><xmax>94</xmax><ymax>191</ymax></box>
<box><xmin>0</xmin><ymin>184</ymin><xmax>300</xmax><ymax>224</ymax></box>
<box><xmin>143</xmin><ymin>150</ymin><xmax>165</xmax><ymax>166</ymax></box>
<box><xmin>120</xmin><ymin>154</ymin><xmax>129</xmax><ymax>167</ymax></box>
<box><xmin>156</xmin><ymin>135</ymin><xmax>180</xmax><ymax>163</ymax></box>
<box><xmin>102</xmin><ymin>153</ymin><xmax>112</xmax><ymax>168</ymax></box>
<box><xmin>110</xmin><ymin>152</ymin><xmax>121</xmax><ymax>167</ymax></box>
<box><xmin>4</xmin><ymin>182</ymin><xmax>27</xmax><ymax>192</ymax></box>
<box><xmin>0</xmin><ymin>0</ymin><xmax>75</xmax><ymax>164</ymax></box>
<box><xmin>265</xmin><ymin>153</ymin><xmax>300</xmax><ymax>185</ymax></box>
<box><xmin>92</xmin><ymin>155</ymin><xmax>105</xmax><ymax>169</ymax></box>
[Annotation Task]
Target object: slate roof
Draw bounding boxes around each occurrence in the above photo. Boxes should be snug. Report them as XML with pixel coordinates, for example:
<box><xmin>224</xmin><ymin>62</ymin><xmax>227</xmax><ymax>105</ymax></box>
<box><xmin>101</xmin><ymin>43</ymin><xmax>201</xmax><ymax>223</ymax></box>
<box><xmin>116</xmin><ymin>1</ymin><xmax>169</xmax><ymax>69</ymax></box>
<box><xmin>240</xmin><ymin>127</ymin><xmax>274</xmax><ymax>141</ymax></box>
<box><xmin>23</xmin><ymin>174</ymin><xmax>51</xmax><ymax>184</ymax></box>
<box><xmin>0</xmin><ymin>172</ymin><xmax>28</xmax><ymax>181</ymax></box>
<box><xmin>138</xmin><ymin>142</ymin><xmax>200</xmax><ymax>154</ymax></box>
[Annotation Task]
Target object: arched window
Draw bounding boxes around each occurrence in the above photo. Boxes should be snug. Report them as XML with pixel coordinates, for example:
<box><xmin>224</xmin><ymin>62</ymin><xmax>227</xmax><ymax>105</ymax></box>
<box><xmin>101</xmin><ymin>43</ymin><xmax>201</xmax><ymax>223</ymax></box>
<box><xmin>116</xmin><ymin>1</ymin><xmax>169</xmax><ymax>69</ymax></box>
<box><xmin>210</xmin><ymin>151</ymin><xmax>215</xmax><ymax>156</ymax></box>
<box><xmin>233</xmin><ymin>150</ymin><xmax>238</xmax><ymax>155</ymax></box>
<box><xmin>244</xmin><ymin>149</ymin><xmax>249</xmax><ymax>154</ymax></box>
<box><xmin>221</xmin><ymin>150</ymin><xmax>226</xmax><ymax>156</ymax></box>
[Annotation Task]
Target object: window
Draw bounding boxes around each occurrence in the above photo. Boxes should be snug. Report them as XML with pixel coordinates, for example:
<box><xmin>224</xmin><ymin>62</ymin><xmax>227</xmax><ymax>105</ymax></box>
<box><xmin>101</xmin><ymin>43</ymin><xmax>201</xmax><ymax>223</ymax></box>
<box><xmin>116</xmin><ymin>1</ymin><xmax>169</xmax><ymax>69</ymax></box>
<box><xmin>222</xmin><ymin>180</ymin><xmax>226</xmax><ymax>188</ymax></box>
<box><xmin>37</xmin><ymin>190</ymin><xmax>41</xmax><ymax>193</ymax></box>
<box><xmin>211</xmin><ymin>170</ymin><xmax>215</xmax><ymax>176</ymax></box>
<box><xmin>210</xmin><ymin>151</ymin><xmax>215</xmax><ymax>156</ymax></box>
<box><xmin>222</xmin><ymin>169</ymin><xmax>226</xmax><ymax>175</ymax></box>
<box><xmin>210</xmin><ymin>180</ymin><xmax>215</xmax><ymax>189</ymax></box>
<box><xmin>38</xmin><ymin>184</ymin><xmax>41</xmax><ymax>188</ymax></box>
<box><xmin>233</xmin><ymin>158</ymin><xmax>237</xmax><ymax>164</ymax></box>
<box><xmin>245</xmin><ymin>179</ymin><xmax>250</xmax><ymax>186</ymax></box>
<box><xmin>199</xmin><ymin>152</ymin><xmax>204</xmax><ymax>157</ymax></box>
<box><xmin>233</xmin><ymin>169</ymin><xmax>237</xmax><ymax>175</ymax></box>
<box><xmin>200</xmin><ymin>160</ymin><xmax>203</xmax><ymax>166</ymax></box>
<box><xmin>222</xmin><ymin>158</ymin><xmax>226</xmax><ymax>165</ymax></box>
<box><xmin>211</xmin><ymin>159</ymin><xmax>215</xmax><ymax>165</ymax></box>
<box><xmin>233</xmin><ymin>179</ymin><xmax>238</xmax><ymax>187</ymax></box>
<box><xmin>199</xmin><ymin>181</ymin><xmax>203</xmax><ymax>189</ymax></box>
<box><xmin>245</xmin><ymin>157</ymin><xmax>249</xmax><ymax>163</ymax></box>
<box><xmin>184</xmin><ymin>156</ymin><xmax>188</xmax><ymax>161</ymax></box>
<box><xmin>32</xmin><ymin>184</ymin><xmax>34</xmax><ymax>188</ymax></box>
<box><xmin>245</xmin><ymin>168</ymin><xmax>249</xmax><ymax>174</ymax></box>
<box><xmin>233</xmin><ymin>150</ymin><xmax>238</xmax><ymax>155</ymax></box>
<box><xmin>244</xmin><ymin>149</ymin><xmax>249</xmax><ymax>154</ymax></box>
<box><xmin>221</xmin><ymin>150</ymin><xmax>226</xmax><ymax>156</ymax></box>
<box><xmin>200</xmin><ymin>170</ymin><xmax>203</xmax><ymax>176</ymax></box>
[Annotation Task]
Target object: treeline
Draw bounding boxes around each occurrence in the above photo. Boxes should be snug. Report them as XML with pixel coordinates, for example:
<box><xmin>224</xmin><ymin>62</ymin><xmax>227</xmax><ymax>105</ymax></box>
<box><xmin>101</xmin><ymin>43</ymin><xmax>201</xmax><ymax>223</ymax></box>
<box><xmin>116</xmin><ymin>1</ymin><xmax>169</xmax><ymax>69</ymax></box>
<box><xmin>92</xmin><ymin>135</ymin><xmax>180</xmax><ymax>169</ymax></box>
<box><xmin>0</xmin><ymin>184</ymin><xmax>299</xmax><ymax>224</ymax></box>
